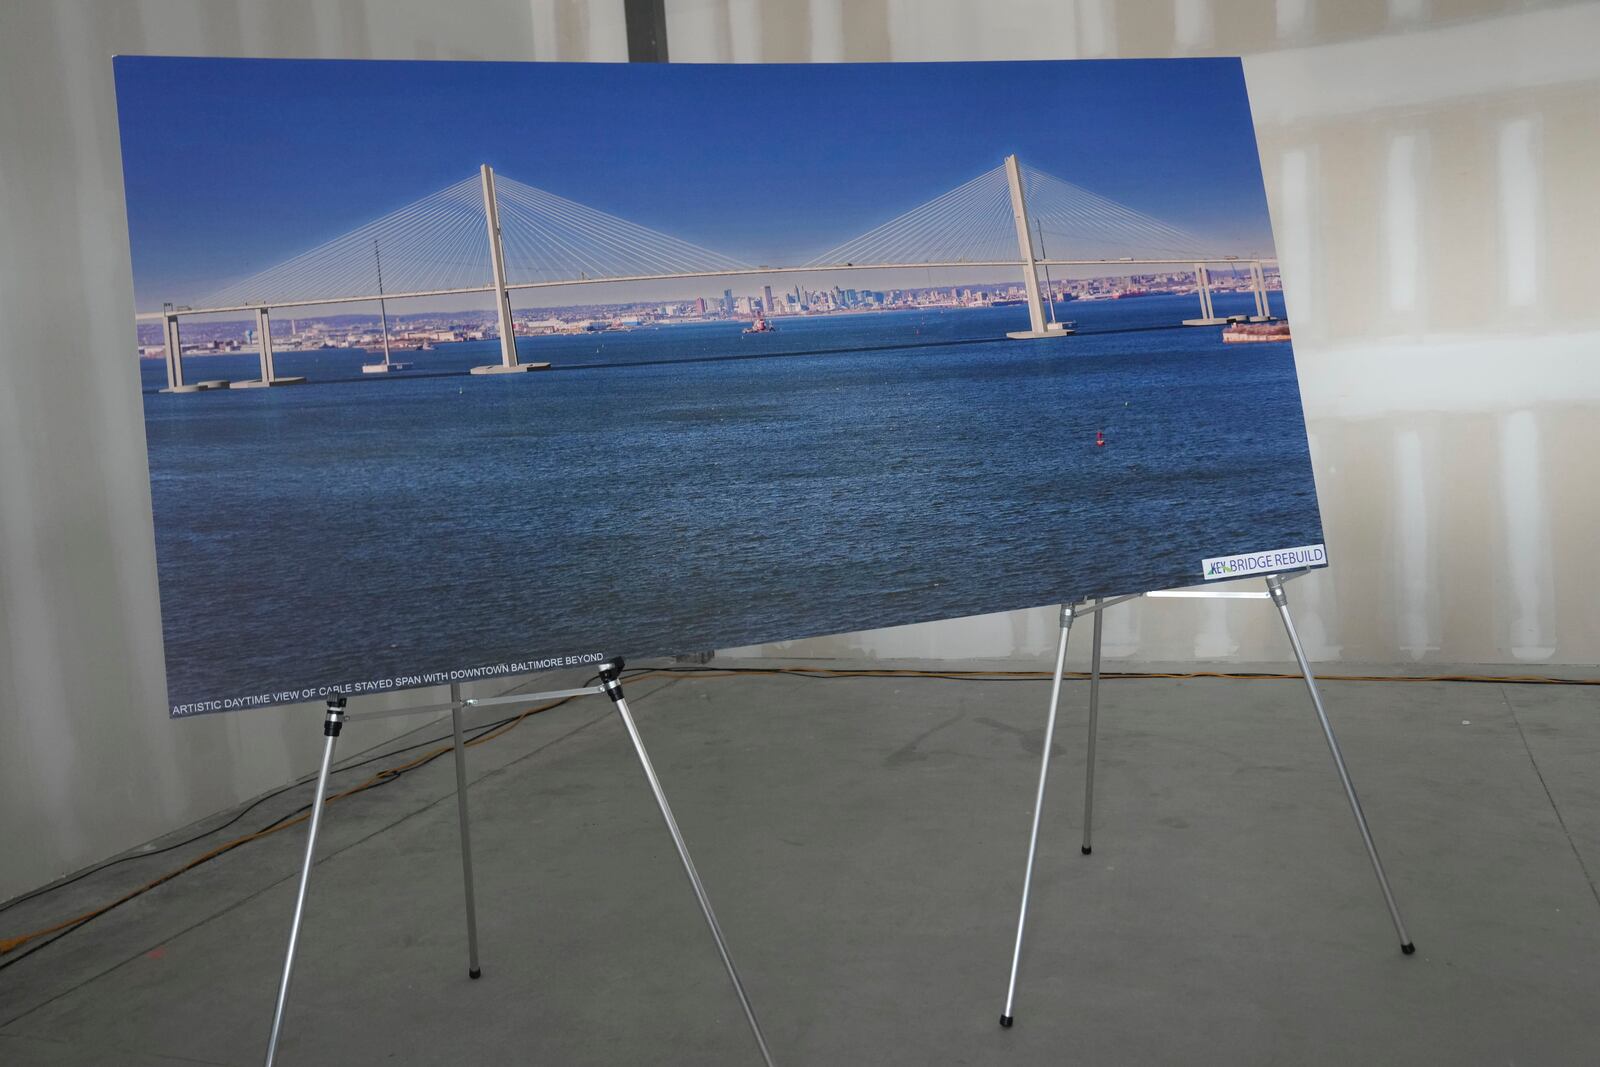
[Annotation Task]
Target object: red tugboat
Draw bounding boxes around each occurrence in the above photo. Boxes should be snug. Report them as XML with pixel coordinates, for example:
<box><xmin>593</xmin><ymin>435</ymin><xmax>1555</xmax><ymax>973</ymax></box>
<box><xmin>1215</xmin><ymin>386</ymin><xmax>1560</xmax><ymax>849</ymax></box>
<box><xmin>743</xmin><ymin>314</ymin><xmax>777</xmax><ymax>334</ymax></box>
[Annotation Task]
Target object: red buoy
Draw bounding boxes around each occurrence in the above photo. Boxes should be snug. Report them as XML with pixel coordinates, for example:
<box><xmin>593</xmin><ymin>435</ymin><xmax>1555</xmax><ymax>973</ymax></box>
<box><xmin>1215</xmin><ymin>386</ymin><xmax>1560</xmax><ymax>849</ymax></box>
<box><xmin>1095</xmin><ymin>430</ymin><xmax>1106</xmax><ymax>448</ymax></box>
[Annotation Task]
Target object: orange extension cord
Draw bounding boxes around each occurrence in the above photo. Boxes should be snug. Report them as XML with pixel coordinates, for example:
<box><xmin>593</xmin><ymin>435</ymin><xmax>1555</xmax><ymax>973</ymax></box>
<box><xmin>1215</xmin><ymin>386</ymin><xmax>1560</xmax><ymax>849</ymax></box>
<box><xmin>2</xmin><ymin>665</ymin><xmax>1595</xmax><ymax>960</ymax></box>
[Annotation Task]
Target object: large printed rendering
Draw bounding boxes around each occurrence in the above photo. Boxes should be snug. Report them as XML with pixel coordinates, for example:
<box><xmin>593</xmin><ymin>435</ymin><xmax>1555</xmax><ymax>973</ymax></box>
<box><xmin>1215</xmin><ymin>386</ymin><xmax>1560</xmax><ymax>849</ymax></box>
<box><xmin>113</xmin><ymin>57</ymin><xmax>1325</xmax><ymax>716</ymax></box>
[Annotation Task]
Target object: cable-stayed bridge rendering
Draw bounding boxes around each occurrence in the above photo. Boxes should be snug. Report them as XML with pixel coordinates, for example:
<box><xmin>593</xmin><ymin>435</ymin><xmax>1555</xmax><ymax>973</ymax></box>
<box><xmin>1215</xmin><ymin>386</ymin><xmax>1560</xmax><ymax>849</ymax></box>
<box><xmin>138</xmin><ymin>155</ymin><xmax>1278</xmax><ymax>393</ymax></box>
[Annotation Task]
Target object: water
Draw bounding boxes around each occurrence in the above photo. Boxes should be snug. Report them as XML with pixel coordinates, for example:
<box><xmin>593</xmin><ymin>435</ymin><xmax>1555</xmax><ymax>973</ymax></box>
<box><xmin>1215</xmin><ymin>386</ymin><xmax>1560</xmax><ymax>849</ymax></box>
<box><xmin>142</xmin><ymin>292</ymin><xmax>1322</xmax><ymax>714</ymax></box>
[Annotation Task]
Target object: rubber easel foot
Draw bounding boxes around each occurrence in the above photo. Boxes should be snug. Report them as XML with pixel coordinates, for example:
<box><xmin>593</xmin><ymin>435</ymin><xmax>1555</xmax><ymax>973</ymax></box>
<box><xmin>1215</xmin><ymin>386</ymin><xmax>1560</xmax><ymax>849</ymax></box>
<box><xmin>1400</xmin><ymin>943</ymin><xmax>1416</xmax><ymax>956</ymax></box>
<box><xmin>999</xmin><ymin>1015</ymin><xmax>1014</xmax><ymax>1029</ymax></box>
<box><xmin>470</xmin><ymin>967</ymin><xmax>483</xmax><ymax>979</ymax></box>
<box><xmin>1081</xmin><ymin>845</ymin><xmax>1092</xmax><ymax>855</ymax></box>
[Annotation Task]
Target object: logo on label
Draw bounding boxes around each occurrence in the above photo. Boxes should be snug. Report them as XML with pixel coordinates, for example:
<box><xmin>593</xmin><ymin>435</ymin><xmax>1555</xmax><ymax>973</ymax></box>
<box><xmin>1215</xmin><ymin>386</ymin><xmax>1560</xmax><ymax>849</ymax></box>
<box><xmin>1201</xmin><ymin>543</ymin><xmax>1327</xmax><ymax>580</ymax></box>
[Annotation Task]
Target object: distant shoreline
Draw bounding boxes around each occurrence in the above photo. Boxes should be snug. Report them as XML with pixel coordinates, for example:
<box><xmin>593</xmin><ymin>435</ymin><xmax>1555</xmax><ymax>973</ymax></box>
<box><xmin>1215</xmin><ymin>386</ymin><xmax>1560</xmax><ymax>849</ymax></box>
<box><xmin>138</xmin><ymin>293</ymin><xmax>1281</xmax><ymax>359</ymax></box>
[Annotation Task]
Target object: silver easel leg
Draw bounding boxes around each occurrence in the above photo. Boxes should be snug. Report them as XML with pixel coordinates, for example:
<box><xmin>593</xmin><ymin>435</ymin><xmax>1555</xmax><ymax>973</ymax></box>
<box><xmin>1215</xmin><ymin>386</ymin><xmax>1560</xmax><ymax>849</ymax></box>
<box><xmin>1000</xmin><ymin>604</ymin><xmax>1074</xmax><ymax>1029</ymax></box>
<box><xmin>449</xmin><ymin>682</ymin><xmax>483</xmax><ymax>979</ymax></box>
<box><xmin>596</xmin><ymin>662</ymin><xmax>776</xmax><ymax>1067</ymax></box>
<box><xmin>1081</xmin><ymin>599</ymin><xmax>1103</xmax><ymax>856</ymax></box>
<box><xmin>264</xmin><ymin>698</ymin><xmax>346</xmax><ymax>1067</ymax></box>
<box><xmin>1265</xmin><ymin>575</ymin><xmax>1415</xmax><ymax>954</ymax></box>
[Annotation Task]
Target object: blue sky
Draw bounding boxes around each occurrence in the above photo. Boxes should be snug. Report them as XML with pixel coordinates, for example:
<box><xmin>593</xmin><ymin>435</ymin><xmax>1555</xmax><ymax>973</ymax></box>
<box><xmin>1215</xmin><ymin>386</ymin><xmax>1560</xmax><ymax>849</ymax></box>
<box><xmin>114</xmin><ymin>57</ymin><xmax>1275</xmax><ymax>310</ymax></box>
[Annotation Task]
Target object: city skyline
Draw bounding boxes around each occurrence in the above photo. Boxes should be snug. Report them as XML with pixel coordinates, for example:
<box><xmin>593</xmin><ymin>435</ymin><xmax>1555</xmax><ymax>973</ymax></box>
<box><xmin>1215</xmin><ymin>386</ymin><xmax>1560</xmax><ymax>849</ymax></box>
<box><xmin>114</xmin><ymin>57</ymin><xmax>1277</xmax><ymax>313</ymax></box>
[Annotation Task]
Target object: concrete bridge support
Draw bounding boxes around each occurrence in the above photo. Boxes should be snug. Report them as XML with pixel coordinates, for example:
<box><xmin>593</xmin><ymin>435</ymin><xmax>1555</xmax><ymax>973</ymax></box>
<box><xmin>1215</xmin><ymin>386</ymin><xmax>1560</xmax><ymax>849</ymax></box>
<box><xmin>162</xmin><ymin>314</ymin><xmax>184</xmax><ymax>391</ymax></box>
<box><xmin>158</xmin><ymin>313</ymin><xmax>208</xmax><ymax>393</ymax></box>
<box><xmin>232</xmin><ymin>308</ymin><xmax>305</xmax><ymax>388</ymax></box>
<box><xmin>1249</xmin><ymin>260</ymin><xmax>1273</xmax><ymax>321</ymax></box>
<box><xmin>1183</xmin><ymin>263</ymin><xmax>1227</xmax><ymax>326</ymax></box>
<box><xmin>257</xmin><ymin>307</ymin><xmax>276</xmax><ymax>381</ymax></box>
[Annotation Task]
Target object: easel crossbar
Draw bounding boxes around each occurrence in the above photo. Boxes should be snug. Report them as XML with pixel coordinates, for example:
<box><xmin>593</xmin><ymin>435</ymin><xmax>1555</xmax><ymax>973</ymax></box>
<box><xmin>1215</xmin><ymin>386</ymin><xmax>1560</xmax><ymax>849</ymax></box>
<box><xmin>341</xmin><ymin>685</ymin><xmax>606</xmax><ymax>724</ymax></box>
<box><xmin>1069</xmin><ymin>568</ymin><xmax>1317</xmax><ymax>613</ymax></box>
<box><xmin>466</xmin><ymin>685</ymin><xmax>605</xmax><ymax>707</ymax></box>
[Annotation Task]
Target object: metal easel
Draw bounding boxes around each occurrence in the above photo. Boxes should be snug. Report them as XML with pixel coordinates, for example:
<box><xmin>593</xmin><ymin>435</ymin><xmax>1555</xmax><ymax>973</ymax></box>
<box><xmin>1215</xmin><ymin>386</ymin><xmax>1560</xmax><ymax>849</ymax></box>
<box><xmin>262</xmin><ymin>661</ymin><xmax>774</xmax><ymax>1066</ymax></box>
<box><xmin>999</xmin><ymin>571</ymin><xmax>1414</xmax><ymax>1029</ymax></box>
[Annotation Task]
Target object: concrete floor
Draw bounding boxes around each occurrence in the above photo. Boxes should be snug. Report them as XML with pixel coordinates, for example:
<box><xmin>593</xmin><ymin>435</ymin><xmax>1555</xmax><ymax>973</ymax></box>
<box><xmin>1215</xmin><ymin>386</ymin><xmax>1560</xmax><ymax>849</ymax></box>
<box><xmin>2</xmin><ymin>660</ymin><xmax>1598</xmax><ymax>1066</ymax></box>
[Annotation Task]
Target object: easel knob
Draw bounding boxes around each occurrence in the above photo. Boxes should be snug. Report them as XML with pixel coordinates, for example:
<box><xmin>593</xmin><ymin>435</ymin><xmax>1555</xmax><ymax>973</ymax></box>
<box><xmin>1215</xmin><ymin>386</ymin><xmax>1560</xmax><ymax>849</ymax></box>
<box><xmin>323</xmin><ymin>695</ymin><xmax>347</xmax><ymax>736</ymax></box>
<box><xmin>597</xmin><ymin>659</ymin><xmax>626</xmax><ymax>702</ymax></box>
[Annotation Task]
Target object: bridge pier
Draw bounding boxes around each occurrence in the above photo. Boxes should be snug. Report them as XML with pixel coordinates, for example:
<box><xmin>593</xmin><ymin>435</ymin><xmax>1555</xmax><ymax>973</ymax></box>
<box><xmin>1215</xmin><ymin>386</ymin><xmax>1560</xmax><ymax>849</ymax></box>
<box><xmin>1248</xmin><ymin>260</ymin><xmax>1273</xmax><ymax>322</ymax></box>
<box><xmin>472</xmin><ymin>164</ymin><xmax>549</xmax><ymax>375</ymax></box>
<box><xmin>258</xmin><ymin>308</ymin><xmax>276</xmax><ymax>381</ymax></box>
<box><xmin>159</xmin><ymin>313</ymin><xmax>204</xmax><ymax>393</ymax></box>
<box><xmin>1003</xmin><ymin>154</ymin><xmax>1073</xmax><ymax>341</ymax></box>
<box><xmin>1183</xmin><ymin>263</ymin><xmax>1227</xmax><ymax>326</ymax></box>
<box><xmin>232</xmin><ymin>308</ymin><xmax>305</xmax><ymax>388</ymax></box>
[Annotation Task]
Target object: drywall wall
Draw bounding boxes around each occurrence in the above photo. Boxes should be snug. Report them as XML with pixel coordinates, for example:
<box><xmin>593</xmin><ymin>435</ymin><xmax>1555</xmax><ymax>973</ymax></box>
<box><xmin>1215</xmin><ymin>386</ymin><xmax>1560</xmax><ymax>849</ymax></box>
<box><xmin>4</xmin><ymin>0</ymin><xmax>1597</xmax><ymax>903</ymax></box>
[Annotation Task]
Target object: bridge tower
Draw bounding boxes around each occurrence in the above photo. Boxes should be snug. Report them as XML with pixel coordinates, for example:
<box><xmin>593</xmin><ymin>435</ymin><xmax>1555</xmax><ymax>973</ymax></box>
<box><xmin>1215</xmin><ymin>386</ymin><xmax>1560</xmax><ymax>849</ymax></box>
<box><xmin>1003</xmin><ymin>155</ymin><xmax>1072</xmax><ymax>341</ymax></box>
<box><xmin>471</xmin><ymin>164</ymin><xmax>544</xmax><ymax>374</ymax></box>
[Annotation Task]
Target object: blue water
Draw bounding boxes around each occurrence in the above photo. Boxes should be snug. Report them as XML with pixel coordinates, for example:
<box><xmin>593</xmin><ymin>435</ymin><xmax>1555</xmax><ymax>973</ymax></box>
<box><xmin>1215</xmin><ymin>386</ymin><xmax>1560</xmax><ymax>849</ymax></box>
<box><xmin>142</xmin><ymin>292</ymin><xmax>1321</xmax><ymax>714</ymax></box>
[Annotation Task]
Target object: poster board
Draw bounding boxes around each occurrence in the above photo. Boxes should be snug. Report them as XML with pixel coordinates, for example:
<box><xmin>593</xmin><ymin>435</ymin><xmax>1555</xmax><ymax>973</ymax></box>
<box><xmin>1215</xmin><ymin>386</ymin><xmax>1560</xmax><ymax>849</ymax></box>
<box><xmin>111</xmin><ymin>57</ymin><xmax>1325</xmax><ymax>716</ymax></box>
